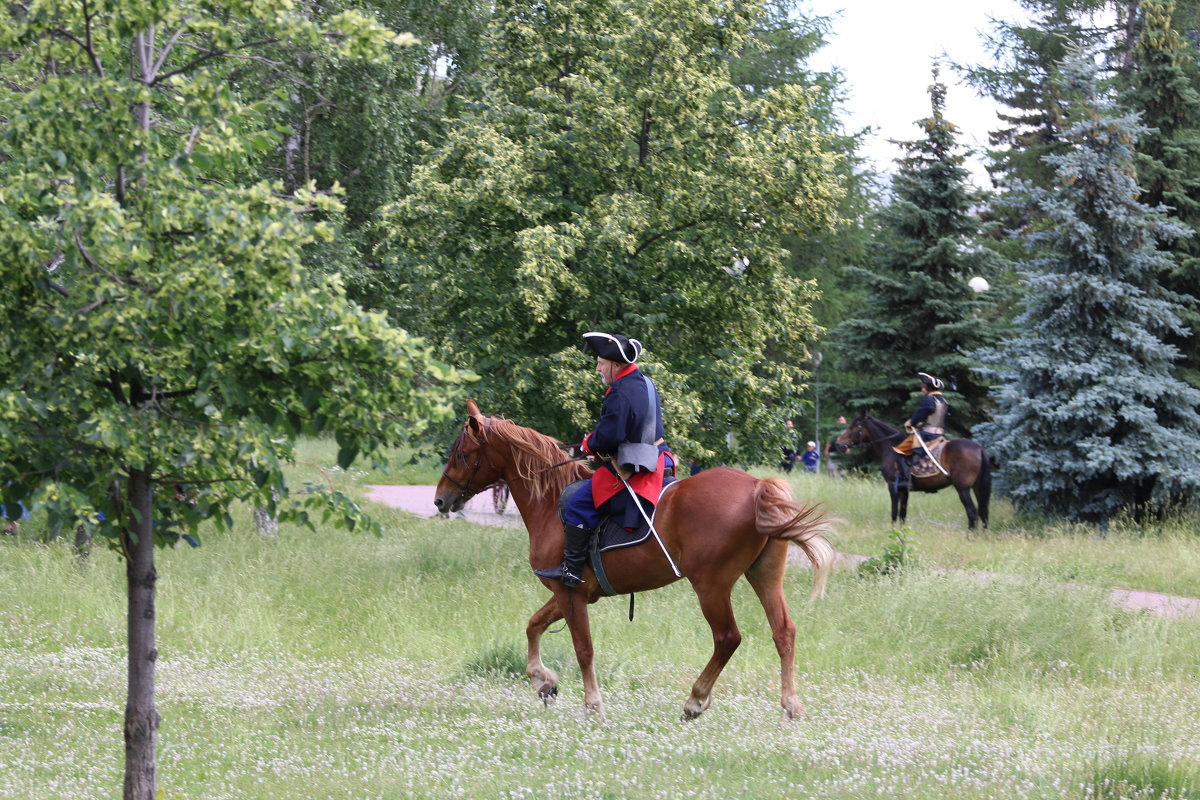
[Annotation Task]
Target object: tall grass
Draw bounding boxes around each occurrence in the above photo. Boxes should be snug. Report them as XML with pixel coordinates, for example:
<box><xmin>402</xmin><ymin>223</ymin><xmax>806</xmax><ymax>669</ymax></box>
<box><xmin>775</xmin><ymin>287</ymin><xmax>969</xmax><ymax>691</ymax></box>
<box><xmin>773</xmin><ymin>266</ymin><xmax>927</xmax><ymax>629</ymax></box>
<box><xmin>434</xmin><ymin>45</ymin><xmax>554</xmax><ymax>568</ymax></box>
<box><xmin>778</xmin><ymin>470</ymin><xmax>1200</xmax><ymax>598</ymax></box>
<box><xmin>1</xmin><ymin>452</ymin><xmax>1198</xmax><ymax>799</ymax></box>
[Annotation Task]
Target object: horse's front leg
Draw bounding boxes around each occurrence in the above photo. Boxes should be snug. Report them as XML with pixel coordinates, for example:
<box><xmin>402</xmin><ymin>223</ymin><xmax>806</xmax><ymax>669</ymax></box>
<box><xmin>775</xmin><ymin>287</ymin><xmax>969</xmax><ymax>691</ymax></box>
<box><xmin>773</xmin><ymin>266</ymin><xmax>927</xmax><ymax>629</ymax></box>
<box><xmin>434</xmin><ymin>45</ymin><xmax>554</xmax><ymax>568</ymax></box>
<box><xmin>555</xmin><ymin>587</ymin><xmax>604</xmax><ymax>719</ymax></box>
<box><xmin>888</xmin><ymin>484</ymin><xmax>900</xmax><ymax>525</ymax></box>
<box><xmin>525</xmin><ymin>598</ymin><xmax>562</xmax><ymax>703</ymax></box>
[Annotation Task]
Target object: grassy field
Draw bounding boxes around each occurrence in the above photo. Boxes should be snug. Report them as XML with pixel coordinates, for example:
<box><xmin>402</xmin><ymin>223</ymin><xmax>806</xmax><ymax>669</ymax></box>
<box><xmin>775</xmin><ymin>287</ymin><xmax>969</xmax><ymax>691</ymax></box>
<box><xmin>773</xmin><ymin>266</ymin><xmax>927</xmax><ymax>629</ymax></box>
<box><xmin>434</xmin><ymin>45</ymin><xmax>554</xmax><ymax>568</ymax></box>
<box><xmin>1</xmin><ymin>444</ymin><xmax>1199</xmax><ymax>799</ymax></box>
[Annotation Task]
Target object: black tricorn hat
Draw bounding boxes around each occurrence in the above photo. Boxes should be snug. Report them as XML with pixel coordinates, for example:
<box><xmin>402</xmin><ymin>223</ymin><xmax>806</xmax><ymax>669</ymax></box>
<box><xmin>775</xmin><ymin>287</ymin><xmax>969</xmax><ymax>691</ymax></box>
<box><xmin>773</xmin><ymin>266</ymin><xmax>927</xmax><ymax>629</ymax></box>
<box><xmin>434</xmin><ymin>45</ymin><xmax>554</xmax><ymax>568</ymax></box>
<box><xmin>582</xmin><ymin>331</ymin><xmax>643</xmax><ymax>364</ymax></box>
<box><xmin>918</xmin><ymin>371</ymin><xmax>944</xmax><ymax>390</ymax></box>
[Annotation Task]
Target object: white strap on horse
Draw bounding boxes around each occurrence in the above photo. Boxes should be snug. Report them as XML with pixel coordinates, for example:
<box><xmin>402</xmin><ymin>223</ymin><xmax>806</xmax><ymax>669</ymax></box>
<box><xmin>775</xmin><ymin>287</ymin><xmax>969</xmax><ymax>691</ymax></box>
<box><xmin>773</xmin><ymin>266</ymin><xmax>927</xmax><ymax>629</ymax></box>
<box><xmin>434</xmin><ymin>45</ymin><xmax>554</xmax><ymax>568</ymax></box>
<box><xmin>917</xmin><ymin>434</ymin><xmax>950</xmax><ymax>476</ymax></box>
<box><xmin>621</xmin><ymin>478</ymin><xmax>682</xmax><ymax>577</ymax></box>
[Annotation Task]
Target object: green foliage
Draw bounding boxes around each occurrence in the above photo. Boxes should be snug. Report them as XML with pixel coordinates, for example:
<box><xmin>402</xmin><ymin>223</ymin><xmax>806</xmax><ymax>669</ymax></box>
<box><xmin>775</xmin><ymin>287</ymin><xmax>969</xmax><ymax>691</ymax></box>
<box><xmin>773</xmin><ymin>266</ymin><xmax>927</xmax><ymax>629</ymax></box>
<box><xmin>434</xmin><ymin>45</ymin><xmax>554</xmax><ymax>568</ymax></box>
<box><xmin>1121</xmin><ymin>0</ymin><xmax>1200</xmax><ymax>390</ymax></box>
<box><xmin>977</xmin><ymin>50</ymin><xmax>1200</xmax><ymax>523</ymax></box>
<box><xmin>858</xmin><ymin>526</ymin><xmax>920</xmax><ymax>577</ymax></box>
<box><xmin>381</xmin><ymin>0</ymin><xmax>843</xmax><ymax>464</ymax></box>
<box><xmin>830</xmin><ymin>72</ymin><xmax>1011</xmax><ymax>435</ymax></box>
<box><xmin>957</xmin><ymin>0</ymin><xmax>1110</xmax><ymax>192</ymax></box>
<box><xmin>461</xmin><ymin>640</ymin><xmax>530</xmax><ymax>680</ymax></box>
<box><xmin>1085</xmin><ymin>750</ymin><xmax>1200</xmax><ymax>800</ymax></box>
<box><xmin>242</xmin><ymin>0</ymin><xmax>492</xmax><ymax>313</ymax></box>
<box><xmin>0</xmin><ymin>0</ymin><xmax>463</xmax><ymax>546</ymax></box>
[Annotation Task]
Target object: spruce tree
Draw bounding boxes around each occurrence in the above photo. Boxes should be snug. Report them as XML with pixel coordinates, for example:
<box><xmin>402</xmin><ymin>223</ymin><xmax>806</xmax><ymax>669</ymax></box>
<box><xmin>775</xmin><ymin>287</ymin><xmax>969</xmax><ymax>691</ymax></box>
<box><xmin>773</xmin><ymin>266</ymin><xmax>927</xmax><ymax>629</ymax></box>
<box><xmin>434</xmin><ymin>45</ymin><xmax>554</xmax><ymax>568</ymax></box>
<box><xmin>958</xmin><ymin>1</ymin><xmax>1106</xmax><ymax>191</ymax></box>
<box><xmin>830</xmin><ymin>71</ymin><xmax>1008</xmax><ymax>436</ymax></box>
<box><xmin>976</xmin><ymin>51</ymin><xmax>1200</xmax><ymax>523</ymax></box>
<box><xmin>1121</xmin><ymin>0</ymin><xmax>1200</xmax><ymax>389</ymax></box>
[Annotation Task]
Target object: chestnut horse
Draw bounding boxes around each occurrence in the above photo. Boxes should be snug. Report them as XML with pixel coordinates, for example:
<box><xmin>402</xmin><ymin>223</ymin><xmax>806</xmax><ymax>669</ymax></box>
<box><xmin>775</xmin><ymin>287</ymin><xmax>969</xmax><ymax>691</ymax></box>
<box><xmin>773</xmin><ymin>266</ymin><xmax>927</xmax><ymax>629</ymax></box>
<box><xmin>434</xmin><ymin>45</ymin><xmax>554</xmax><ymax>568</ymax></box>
<box><xmin>433</xmin><ymin>401</ymin><xmax>835</xmax><ymax>721</ymax></box>
<box><xmin>834</xmin><ymin>414</ymin><xmax>991</xmax><ymax>531</ymax></box>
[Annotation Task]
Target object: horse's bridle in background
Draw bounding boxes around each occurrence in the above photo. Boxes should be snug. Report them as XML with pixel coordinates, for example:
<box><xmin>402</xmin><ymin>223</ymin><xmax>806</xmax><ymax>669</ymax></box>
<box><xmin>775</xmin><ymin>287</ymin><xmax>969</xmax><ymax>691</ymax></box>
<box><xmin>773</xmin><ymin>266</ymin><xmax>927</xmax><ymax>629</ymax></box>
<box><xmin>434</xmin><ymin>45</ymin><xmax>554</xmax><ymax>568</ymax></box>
<box><xmin>837</xmin><ymin>418</ymin><xmax>903</xmax><ymax>452</ymax></box>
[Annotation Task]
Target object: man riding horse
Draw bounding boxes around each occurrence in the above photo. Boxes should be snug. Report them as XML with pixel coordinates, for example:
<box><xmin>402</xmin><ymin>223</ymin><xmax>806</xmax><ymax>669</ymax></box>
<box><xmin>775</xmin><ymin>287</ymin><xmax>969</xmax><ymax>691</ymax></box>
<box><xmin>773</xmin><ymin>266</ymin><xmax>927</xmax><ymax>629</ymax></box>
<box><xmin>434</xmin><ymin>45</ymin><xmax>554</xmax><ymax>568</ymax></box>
<box><xmin>534</xmin><ymin>331</ymin><xmax>675</xmax><ymax>587</ymax></box>
<box><xmin>891</xmin><ymin>372</ymin><xmax>950</xmax><ymax>489</ymax></box>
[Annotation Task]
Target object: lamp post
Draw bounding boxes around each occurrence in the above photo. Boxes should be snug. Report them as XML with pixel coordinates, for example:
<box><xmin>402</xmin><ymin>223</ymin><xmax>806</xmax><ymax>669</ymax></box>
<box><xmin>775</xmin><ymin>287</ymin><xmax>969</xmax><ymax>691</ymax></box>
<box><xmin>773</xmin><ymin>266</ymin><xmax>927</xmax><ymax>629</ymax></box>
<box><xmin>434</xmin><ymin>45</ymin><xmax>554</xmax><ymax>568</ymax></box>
<box><xmin>813</xmin><ymin>351</ymin><xmax>822</xmax><ymax>465</ymax></box>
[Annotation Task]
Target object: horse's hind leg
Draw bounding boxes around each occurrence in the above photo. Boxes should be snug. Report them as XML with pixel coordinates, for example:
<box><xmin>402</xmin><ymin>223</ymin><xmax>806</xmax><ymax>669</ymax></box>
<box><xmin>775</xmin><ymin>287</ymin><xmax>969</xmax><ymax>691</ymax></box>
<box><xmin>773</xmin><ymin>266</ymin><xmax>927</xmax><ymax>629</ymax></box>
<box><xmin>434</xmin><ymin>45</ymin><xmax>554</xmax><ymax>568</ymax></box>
<box><xmin>956</xmin><ymin>486</ymin><xmax>978</xmax><ymax>533</ymax></box>
<box><xmin>744</xmin><ymin>541</ymin><xmax>804</xmax><ymax>721</ymax></box>
<box><xmin>682</xmin><ymin>583</ymin><xmax>741</xmax><ymax>721</ymax></box>
<box><xmin>525</xmin><ymin>598</ymin><xmax>562</xmax><ymax>703</ymax></box>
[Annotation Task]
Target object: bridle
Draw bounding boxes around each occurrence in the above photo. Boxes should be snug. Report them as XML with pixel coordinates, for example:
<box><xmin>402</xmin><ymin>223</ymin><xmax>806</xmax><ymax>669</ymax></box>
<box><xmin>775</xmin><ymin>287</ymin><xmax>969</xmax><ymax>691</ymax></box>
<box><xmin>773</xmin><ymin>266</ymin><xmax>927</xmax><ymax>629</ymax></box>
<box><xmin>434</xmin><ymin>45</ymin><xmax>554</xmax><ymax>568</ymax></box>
<box><xmin>440</xmin><ymin>417</ymin><xmax>503</xmax><ymax>499</ymax></box>
<box><xmin>836</xmin><ymin>416</ymin><xmax>903</xmax><ymax>452</ymax></box>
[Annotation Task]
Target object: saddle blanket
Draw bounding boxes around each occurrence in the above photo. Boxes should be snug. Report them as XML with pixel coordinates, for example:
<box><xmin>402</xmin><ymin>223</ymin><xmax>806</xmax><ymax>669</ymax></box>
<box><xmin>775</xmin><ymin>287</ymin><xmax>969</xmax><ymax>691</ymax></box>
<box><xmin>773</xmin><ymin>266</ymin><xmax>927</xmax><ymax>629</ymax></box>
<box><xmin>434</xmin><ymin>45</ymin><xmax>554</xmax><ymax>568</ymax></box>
<box><xmin>911</xmin><ymin>437</ymin><xmax>948</xmax><ymax>478</ymax></box>
<box><xmin>559</xmin><ymin>477</ymin><xmax>680</xmax><ymax>551</ymax></box>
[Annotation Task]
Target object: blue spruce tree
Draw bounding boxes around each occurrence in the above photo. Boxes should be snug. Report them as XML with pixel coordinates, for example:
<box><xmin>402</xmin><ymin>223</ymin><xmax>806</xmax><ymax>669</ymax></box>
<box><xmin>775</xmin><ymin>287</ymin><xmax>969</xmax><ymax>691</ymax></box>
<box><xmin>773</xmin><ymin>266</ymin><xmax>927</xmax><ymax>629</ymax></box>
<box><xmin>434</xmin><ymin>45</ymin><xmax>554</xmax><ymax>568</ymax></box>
<box><xmin>977</xmin><ymin>50</ymin><xmax>1200</xmax><ymax>524</ymax></box>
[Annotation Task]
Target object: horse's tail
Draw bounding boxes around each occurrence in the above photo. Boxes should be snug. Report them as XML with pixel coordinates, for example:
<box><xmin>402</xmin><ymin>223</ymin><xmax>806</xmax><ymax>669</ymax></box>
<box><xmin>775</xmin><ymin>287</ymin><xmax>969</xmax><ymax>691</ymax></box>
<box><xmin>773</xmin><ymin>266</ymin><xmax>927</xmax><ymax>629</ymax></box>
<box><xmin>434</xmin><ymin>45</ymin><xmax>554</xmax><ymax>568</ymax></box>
<box><xmin>976</xmin><ymin>449</ymin><xmax>993</xmax><ymax>528</ymax></box>
<box><xmin>753</xmin><ymin>478</ymin><xmax>836</xmax><ymax>600</ymax></box>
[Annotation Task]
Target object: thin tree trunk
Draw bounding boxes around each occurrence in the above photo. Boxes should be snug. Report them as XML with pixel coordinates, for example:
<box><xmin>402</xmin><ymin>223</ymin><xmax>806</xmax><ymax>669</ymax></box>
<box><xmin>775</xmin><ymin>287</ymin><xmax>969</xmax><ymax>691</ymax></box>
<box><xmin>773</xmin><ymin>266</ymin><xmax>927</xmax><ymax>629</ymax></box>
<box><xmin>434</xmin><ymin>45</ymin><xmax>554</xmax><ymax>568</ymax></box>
<box><xmin>253</xmin><ymin>507</ymin><xmax>278</xmax><ymax>535</ymax></box>
<box><xmin>123</xmin><ymin>468</ymin><xmax>158</xmax><ymax>800</ymax></box>
<box><xmin>74</xmin><ymin>524</ymin><xmax>92</xmax><ymax>560</ymax></box>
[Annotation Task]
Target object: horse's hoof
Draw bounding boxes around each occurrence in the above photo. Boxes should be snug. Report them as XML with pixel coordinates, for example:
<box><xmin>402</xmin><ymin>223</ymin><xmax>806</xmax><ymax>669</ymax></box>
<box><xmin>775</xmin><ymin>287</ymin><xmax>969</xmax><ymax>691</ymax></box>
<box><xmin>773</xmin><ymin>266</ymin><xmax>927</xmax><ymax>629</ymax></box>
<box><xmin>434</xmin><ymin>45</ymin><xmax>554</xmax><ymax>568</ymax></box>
<box><xmin>781</xmin><ymin>698</ymin><xmax>806</xmax><ymax>722</ymax></box>
<box><xmin>537</xmin><ymin>683</ymin><xmax>557</xmax><ymax>704</ymax></box>
<box><xmin>681</xmin><ymin>696</ymin><xmax>710</xmax><ymax>721</ymax></box>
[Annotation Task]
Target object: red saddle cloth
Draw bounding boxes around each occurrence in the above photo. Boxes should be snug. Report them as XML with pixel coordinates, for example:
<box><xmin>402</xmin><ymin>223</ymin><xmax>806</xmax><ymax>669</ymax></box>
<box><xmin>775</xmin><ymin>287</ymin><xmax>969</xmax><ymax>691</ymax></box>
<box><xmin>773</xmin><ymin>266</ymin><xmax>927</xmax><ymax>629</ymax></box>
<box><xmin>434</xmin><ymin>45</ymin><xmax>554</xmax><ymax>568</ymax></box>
<box><xmin>910</xmin><ymin>436</ymin><xmax>948</xmax><ymax>478</ymax></box>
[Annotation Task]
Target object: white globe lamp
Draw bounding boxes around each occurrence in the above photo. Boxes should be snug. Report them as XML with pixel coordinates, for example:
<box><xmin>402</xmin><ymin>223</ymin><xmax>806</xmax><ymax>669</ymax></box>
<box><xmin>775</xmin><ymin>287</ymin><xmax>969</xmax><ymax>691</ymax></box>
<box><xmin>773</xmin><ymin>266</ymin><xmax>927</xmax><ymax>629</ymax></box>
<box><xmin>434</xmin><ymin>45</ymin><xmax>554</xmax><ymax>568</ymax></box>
<box><xmin>968</xmin><ymin>276</ymin><xmax>990</xmax><ymax>293</ymax></box>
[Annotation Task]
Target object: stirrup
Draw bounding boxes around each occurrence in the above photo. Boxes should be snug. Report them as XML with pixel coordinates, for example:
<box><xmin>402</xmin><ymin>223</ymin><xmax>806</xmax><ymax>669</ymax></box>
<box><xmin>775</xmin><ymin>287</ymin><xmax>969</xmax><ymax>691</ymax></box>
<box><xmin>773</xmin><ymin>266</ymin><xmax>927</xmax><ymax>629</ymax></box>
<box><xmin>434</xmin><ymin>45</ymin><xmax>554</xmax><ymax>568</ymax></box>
<box><xmin>534</xmin><ymin>562</ymin><xmax>585</xmax><ymax>587</ymax></box>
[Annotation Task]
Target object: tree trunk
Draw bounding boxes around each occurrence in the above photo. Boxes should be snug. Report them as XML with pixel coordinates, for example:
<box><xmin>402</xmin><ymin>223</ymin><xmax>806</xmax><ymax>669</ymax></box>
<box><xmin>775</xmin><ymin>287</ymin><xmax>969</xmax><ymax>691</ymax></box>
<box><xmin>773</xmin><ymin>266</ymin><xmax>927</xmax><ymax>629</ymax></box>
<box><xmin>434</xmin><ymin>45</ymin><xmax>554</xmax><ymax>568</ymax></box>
<box><xmin>123</xmin><ymin>468</ymin><xmax>158</xmax><ymax>800</ymax></box>
<box><xmin>74</xmin><ymin>524</ymin><xmax>92</xmax><ymax>560</ymax></box>
<box><xmin>253</xmin><ymin>506</ymin><xmax>279</xmax><ymax>535</ymax></box>
<box><xmin>254</xmin><ymin>487</ymin><xmax>280</xmax><ymax>535</ymax></box>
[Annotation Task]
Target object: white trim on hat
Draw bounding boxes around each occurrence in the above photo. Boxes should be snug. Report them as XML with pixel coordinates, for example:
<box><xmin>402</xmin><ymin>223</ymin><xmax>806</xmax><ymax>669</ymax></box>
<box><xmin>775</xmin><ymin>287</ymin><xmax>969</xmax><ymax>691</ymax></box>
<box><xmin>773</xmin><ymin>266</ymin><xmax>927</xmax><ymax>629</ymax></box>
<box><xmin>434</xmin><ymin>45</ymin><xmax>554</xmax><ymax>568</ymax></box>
<box><xmin>582</xmin><ymin>331</ymin><xmax>642</xmax><ymax>363</ymax></box>
<box><xmin>918</xmin><ymin>372</ymin><xmax>944</xmax><ymax>390</ymax></box>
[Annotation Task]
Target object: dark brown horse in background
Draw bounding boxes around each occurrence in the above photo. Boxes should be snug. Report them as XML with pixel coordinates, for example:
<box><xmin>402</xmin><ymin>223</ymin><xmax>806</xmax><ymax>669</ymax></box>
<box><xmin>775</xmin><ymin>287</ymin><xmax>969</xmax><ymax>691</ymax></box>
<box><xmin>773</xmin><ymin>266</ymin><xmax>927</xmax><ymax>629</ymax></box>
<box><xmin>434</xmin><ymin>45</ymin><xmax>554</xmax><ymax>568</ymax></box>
<box><xmin>834</xmin><ymin>414</ymin><xmax>991</xmax><ymax>531</ymax></box>
<box><xmin>434</xmin><ymin>400</ymin><xmax>835</xmax><ymax>721</ymax></box>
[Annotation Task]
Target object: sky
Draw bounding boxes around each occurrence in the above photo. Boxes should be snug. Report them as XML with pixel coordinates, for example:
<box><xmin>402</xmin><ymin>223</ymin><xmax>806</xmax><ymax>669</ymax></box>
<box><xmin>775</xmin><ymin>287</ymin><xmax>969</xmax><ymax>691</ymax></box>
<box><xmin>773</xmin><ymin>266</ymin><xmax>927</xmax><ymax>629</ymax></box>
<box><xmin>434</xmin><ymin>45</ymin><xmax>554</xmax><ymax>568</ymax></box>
<box><xmin>803</xmin><ymin>0</ymin><xmax>1032</xmax><ymax>188</ymax></box>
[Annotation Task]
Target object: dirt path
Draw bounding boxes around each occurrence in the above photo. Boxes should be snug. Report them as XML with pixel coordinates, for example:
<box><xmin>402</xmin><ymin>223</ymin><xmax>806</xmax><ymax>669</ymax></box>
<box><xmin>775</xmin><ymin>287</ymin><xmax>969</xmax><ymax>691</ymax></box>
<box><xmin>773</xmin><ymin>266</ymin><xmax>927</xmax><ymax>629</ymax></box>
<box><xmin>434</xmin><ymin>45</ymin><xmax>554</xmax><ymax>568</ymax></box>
<box><xmin>365</xmin><ymin>485</ymin><xmax>1200</xmax><ymax>620</ymax></box>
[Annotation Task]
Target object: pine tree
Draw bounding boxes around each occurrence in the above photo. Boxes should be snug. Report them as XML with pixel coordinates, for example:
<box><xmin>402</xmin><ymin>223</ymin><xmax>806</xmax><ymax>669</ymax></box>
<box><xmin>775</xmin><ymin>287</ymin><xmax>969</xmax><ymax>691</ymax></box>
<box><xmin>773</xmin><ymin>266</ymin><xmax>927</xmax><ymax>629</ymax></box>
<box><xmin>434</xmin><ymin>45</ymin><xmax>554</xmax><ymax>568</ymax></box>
<box><xmin>976</xmin><ymin>50</ymin><xmax>1200</xmax><ymax>523</ymax></box>
<box><xmin>958</xmin><ymin>1</ymin><xmax>1107</xmax><ymax>191</ymax></box>
<box><xmin>830</xmin><ymin>71</ymin><xmax>1009</xmax><ymax>436</ymax></box>
<box><xmin>1121</xmin><ymin>0</ymin><xmax>1200</xmax><ymax>389</ymax></box>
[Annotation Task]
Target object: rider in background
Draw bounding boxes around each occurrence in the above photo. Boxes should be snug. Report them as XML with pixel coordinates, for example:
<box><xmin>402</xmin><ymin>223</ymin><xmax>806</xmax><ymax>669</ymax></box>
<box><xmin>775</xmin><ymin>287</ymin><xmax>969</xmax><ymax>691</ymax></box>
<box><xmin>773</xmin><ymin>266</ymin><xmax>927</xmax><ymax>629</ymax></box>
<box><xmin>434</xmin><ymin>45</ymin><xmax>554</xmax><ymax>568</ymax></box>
<box><xmin>891</xmin><ymin>372</ymin><xmax>949</xmax><ymax>489</ymax></box>
<box><xmin>535</xmin><ymin>331</ymin><xmax>674</xmax><ymax>588</ymax></box>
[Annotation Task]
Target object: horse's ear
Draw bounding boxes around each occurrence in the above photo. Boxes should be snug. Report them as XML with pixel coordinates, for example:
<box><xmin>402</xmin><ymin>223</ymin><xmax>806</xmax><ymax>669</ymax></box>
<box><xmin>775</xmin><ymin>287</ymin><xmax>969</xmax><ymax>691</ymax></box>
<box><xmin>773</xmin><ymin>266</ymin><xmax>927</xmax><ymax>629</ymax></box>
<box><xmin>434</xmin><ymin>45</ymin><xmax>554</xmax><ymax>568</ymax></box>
<box><xmin>465</xmin><ymin>399</ymin><xmax>486</xmax><ymax>435</ymax></box>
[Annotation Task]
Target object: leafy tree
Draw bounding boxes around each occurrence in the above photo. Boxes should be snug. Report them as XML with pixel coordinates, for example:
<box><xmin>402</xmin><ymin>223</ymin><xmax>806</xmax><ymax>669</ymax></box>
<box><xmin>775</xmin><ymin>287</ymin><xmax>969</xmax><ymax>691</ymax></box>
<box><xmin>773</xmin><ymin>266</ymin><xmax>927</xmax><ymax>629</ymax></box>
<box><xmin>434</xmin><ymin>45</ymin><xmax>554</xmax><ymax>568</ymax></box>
<box><xmin>0</xmin><ymin>2</ymin><xmax>459</xmax><ymax>796</ymax></box>
<box><xmin>976</xmin><ymin>51</ymin><xmax>1200</xmax><ymax>524</ymax></box>
<box><xmin>249</xmin><ymin>0</ymin><xmax>492</xmax><ymax>313</ymax></box>
<box><xmin>830</xmin><ymin>72</ymin><xmax>1009</xmax><ymax>436</ymax></box>
<box><xmin>1121</xmin><ymin>0</ymin><xmax>1200</xmax><ymax>388</ymax></box>
<box><xmin>382</xmin><ymin>0</ymin><xmax>842</xmax><ymax>464</ymax></box>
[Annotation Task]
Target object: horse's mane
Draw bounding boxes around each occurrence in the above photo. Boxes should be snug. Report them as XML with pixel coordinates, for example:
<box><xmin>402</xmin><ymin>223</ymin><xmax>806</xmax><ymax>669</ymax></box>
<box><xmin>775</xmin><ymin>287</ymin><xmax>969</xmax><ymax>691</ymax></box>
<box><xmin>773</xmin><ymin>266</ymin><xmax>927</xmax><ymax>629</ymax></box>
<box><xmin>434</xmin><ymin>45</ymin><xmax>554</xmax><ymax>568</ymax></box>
<box><xmin>864</xmin><ymin>415</ymin><xmax>900</xmax><ymax>436</ymax></box>
<box><xmin>486</xmin><ymin>416</ymin><xmax>593</xmax><ymax>500</ymax></box>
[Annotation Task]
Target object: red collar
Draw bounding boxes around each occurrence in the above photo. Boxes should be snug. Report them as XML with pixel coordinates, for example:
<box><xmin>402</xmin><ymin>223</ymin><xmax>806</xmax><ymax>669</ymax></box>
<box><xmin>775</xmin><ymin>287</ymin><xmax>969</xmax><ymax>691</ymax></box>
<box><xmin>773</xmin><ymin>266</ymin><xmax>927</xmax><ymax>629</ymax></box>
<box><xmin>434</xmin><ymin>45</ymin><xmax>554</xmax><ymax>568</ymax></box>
<box><xmin>604</xmin><ymin>364</ymin><xmax>639</xmax><ymax>394</ymax></box>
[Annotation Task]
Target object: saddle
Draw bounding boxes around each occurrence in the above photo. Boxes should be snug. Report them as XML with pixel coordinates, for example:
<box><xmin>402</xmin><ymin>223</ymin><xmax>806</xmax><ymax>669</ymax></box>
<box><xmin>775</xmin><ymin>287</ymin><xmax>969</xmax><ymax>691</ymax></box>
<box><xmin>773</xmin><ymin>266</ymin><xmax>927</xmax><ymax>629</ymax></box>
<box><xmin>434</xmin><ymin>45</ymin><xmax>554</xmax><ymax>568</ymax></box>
<box><xmin>558</xmin><ymin>477</ymin><xmax>680</xmax><ymax>596</ymax></box>
<box><xmin>910</xmin><ymin>436</ymin><xmax>948</xmax><ymax>478</ymax></box>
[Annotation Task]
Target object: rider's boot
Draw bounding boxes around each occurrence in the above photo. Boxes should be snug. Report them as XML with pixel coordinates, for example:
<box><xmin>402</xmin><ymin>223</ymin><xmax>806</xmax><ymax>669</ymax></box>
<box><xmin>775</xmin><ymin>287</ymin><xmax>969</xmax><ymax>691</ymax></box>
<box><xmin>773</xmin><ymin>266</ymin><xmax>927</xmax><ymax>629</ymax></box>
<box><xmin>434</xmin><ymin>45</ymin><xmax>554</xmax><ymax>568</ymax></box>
<box><xmin>534</xmin><ymin>524</ymin><xmax>591</xmax><ymax>587</ymax></box>
<box><xmin>896</xmin><ymin>454</ymin><xmax>913</xmax><ymax>490</ymax></box>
